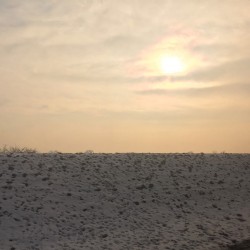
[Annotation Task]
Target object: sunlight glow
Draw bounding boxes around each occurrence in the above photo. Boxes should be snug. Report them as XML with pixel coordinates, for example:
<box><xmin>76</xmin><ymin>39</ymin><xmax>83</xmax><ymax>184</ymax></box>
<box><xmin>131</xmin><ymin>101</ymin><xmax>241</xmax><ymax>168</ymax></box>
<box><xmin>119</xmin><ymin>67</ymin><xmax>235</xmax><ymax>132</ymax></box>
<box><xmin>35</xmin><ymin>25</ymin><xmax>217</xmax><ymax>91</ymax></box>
<box><xmin>160</xmin><ymin>55</ymin><xmax>185</xmax><ymax>75</ymax></box>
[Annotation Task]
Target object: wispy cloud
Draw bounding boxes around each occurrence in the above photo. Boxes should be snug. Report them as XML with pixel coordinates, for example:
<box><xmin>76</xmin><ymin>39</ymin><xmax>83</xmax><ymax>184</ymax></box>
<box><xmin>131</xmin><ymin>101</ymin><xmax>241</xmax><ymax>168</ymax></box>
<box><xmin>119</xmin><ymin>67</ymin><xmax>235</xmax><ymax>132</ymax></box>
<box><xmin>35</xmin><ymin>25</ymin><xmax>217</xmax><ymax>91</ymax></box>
<box><xmin>136</xmin><ymin>82</ymin><xmax>250</xmax><ymax>97</ymax></box>
<box><xmin>172</xmin><ymin>57</ymin><xmax>250</xmax><ymax>83</ymax></box>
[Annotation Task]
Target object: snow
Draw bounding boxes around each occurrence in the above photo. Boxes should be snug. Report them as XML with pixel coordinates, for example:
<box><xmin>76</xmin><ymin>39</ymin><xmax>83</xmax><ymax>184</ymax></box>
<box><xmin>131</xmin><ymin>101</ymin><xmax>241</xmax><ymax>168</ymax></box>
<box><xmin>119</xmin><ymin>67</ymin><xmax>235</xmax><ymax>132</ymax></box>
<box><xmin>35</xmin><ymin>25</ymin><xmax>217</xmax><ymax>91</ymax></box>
<box><xmin>0</xmin><ymin>153</ymin><xmax>249</xmax><ymax>250</ymax></box>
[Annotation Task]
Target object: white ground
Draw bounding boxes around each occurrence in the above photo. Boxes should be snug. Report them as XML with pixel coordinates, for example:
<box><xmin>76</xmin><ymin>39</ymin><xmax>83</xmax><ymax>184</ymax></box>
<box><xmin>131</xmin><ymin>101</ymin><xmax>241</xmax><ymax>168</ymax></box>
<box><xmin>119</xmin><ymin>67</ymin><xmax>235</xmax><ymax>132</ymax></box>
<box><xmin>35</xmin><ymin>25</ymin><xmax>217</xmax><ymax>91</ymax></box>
<box><xmin>0</xmin><ymin>153</ymin><xmax>249</xmax><ymax>250</ymax></box>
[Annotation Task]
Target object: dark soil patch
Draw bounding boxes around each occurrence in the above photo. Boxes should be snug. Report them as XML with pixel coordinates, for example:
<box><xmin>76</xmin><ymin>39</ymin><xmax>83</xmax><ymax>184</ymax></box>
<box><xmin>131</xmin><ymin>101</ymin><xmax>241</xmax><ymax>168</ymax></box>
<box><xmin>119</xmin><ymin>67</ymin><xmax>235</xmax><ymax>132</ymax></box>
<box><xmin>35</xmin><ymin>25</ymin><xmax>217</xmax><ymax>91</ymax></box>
<box><xmin>227</xmin><ymin>239</ymin><xmax>250</xmax><ymax>250</ymax></box>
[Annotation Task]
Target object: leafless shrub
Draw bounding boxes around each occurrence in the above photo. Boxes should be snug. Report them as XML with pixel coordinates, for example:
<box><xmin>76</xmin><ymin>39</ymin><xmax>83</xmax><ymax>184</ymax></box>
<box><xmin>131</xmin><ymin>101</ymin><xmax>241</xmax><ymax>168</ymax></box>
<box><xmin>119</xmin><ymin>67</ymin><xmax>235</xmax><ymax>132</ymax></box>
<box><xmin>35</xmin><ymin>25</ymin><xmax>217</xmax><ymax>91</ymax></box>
<box><xmin>0</xmin><ymin>145</ymin><xmax>37</xmax><ymax>153</ymax></box>
<box><xmin>84</xmin><ymin>150</ymin><xmax>94</xmax><ymax>154</ymax></box>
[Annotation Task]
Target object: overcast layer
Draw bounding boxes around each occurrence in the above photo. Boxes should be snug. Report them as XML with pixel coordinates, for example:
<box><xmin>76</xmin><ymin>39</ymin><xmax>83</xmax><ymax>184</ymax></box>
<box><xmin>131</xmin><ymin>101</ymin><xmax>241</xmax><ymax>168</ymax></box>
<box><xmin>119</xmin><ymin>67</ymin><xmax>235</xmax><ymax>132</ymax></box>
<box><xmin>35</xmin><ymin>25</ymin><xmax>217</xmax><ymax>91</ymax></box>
<box><xmin>0</xmin><ymin>0</ymin><xmax>250</xmax><ymax>152</ymax></box>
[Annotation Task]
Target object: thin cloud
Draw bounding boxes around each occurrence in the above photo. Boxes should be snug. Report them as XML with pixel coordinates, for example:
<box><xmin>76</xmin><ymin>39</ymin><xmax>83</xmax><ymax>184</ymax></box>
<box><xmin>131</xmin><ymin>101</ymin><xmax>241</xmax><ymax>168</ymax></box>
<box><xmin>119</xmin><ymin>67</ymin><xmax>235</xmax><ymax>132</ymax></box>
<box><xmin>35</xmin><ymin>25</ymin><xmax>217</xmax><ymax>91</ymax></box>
<box><xmin>172</xmin><ymin>57</ymin><xmax>250</xmax><ymax>83</ymax></box>
<box><xmin>136</xmin><ymin>83</ymin><xmax>250</xmax><ymax>97</ymax></box>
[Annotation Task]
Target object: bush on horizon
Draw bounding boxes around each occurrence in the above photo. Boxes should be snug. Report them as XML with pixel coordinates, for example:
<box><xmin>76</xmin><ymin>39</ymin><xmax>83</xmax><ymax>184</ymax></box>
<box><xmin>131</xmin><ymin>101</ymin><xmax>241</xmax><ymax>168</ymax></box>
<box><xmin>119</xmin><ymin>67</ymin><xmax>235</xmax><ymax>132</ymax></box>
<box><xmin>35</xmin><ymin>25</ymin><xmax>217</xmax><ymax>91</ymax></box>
<box><xmin>0</xmin><ymin>145</ymin><xmax>37</xmax><ymax>154</ymax></box>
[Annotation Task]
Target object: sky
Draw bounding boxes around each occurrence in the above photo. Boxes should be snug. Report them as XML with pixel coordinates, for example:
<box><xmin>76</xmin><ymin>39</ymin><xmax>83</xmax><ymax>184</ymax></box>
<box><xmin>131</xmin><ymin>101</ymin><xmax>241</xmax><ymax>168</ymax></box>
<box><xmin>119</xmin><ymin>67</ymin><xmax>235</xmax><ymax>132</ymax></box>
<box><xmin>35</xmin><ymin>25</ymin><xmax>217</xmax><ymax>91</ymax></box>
<box><xmin>0</xmin><ymin>0</ymin><xmax>250</xmax><ymax>153</ymax></box>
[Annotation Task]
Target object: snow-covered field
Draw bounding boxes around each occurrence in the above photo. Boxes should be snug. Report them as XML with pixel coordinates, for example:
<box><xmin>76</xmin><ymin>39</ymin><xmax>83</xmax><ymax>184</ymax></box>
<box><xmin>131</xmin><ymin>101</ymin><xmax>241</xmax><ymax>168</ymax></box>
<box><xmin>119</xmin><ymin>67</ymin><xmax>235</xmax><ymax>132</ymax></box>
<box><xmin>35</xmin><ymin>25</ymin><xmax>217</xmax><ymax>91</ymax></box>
<box><xmin>0</xmin><ymin>153</ymin><xmax>249</xmax><ymax>250</ymax></box>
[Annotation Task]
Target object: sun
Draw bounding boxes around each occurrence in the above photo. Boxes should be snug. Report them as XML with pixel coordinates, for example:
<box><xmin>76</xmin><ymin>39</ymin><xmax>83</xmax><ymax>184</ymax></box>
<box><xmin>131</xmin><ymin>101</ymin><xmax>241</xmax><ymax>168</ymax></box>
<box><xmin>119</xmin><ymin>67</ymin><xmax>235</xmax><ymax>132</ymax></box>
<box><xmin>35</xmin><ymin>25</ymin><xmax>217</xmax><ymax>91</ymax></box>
<box><xmin>160</xmin><ymin>55</ymin><xmax>185</xmax><ymax>75</ymax></box>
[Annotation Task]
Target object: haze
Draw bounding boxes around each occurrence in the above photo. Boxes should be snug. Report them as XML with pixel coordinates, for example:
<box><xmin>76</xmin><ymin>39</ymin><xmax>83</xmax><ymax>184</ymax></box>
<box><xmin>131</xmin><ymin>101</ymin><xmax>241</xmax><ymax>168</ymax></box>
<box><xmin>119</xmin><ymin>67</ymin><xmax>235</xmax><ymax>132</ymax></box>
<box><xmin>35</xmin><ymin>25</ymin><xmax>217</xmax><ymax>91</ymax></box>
<box><xmin>0</xmin><ymin>0</ymin><xmax>249</xmax><ymax>153</ymax></box>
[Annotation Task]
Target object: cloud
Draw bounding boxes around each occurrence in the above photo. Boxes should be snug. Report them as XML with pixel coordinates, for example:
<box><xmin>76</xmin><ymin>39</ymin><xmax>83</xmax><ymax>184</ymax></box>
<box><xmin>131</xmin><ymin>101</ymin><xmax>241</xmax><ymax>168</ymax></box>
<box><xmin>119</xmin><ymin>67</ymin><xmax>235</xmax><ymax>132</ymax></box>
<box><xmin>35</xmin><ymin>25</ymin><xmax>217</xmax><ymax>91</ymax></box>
<box><xmin>172</xmin><ymin>57</ymin><xmax>250</xmax><ymax>83</ymax></box>
<box><xmin>0</xmin><ymin>0</ymin><xmax>250</xmax><ymax>153</ymax></box>
<box><xmin>136</xmin><ymin>82</ymin><xmax>250</xmax><ymax>98</ymax></box>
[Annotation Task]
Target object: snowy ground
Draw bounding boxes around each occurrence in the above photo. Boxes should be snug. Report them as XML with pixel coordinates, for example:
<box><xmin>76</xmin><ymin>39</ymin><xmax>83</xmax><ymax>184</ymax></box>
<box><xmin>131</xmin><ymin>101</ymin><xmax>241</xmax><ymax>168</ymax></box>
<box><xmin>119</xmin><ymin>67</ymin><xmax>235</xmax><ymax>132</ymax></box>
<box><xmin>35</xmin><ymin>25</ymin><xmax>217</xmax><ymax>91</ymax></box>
<box><xmin>0</xmin><ymin>153</ymin><xmax>249</xmax><ymax>250</ymax></box>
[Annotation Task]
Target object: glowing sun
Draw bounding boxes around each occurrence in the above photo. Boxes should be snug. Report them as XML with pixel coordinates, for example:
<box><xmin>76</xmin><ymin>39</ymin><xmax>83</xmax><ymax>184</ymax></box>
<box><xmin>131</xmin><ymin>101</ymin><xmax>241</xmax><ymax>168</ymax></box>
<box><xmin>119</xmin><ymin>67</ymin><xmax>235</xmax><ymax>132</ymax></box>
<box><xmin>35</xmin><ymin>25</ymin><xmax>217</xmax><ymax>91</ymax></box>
<box><xmin>160</xmin><ymin>55</ymin><xmax>185</xmax><ymax>75</ymax></box>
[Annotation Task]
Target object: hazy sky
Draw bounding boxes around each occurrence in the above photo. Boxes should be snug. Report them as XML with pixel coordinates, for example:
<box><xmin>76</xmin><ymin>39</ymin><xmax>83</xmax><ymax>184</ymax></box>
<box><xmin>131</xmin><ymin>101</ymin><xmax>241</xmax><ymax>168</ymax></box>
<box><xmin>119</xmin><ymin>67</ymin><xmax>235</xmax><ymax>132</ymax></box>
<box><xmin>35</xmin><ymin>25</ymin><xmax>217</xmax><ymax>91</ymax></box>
<box><xmin>0</xmin><ymin>0</ymin><xmax>250</xmax><ymax>153</ymax></box>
